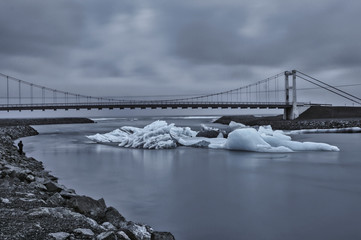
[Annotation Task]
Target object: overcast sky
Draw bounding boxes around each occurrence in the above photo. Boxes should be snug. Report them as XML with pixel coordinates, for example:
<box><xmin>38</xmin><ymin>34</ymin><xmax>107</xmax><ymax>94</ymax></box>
<box><xmin>1</xmin><ymin>0</ymin><xmax>361</xmax><ymax>109</ymax></box>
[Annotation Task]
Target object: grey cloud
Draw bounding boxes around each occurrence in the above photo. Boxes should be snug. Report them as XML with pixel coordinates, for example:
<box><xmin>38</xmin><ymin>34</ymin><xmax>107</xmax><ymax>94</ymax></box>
<box><xmin>155</xmin><ymin>0</ymin><xmax>361</xmax><ymax>71</ymax></box>
<box><xmin>0</xmin><ymin>1</ymin><xmax>84</xmax><ymax>57</ymax></box>
<box><xmin>0</xmin><ymin>0</ymin><xmax>360</xmax><ymax>104</ymax></box>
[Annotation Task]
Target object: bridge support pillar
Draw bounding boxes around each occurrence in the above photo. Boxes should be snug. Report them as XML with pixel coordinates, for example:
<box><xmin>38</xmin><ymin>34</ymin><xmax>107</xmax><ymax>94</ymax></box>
<box><xmin>283</xmin><ymin>70</ymin><xmax>299</xmax><ymax>120</ymax></box>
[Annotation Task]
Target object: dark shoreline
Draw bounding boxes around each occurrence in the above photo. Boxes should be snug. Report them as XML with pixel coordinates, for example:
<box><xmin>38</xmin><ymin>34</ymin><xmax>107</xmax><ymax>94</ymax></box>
<box><xmin>0</xmin><ymin>125</ymin><xmax>174</xmax><ymax>240</ymax></box>
<box><xmin>214</xmin><ymin>107</ymin><xmax>361</xmax><ymax>130</ymax></box>
<box><xmin>214</xmin><ymin>115</ymin><xmax>361</xmax><ymax>130</ymax></box>
<box><xmin>0</xmin><ymin>118</ymin><xmax>94</xmax><ymax>126</ymax></box>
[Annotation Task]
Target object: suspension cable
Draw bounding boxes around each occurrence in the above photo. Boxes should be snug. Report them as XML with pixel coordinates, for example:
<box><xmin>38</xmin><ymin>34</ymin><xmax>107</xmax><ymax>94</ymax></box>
<box><xmin>296</xmin><ymin>74</ymin><xmax>361</xmax><ymax>105</ymax></box>
<box><xmin>297</xmin><ymin>70</ymin><xmax>361</xmax><ymax>102</ymax></box>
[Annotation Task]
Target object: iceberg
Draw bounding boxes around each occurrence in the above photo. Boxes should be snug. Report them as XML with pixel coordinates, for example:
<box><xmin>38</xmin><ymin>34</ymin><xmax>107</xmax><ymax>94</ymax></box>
<box><xmin>228</xmin><ymin>121</ymin><xmax>247</xmax><ymax>130</ymax></box>
<box><xmin>223</xmin><ymin>128</ymin><xmax>293</xmax><ymax>152</ymax></box>
<box><xmin>87</xmin><ymin>120</ymin><xmax>196</xmax><ymax>149</ymax></box>
<box><xmin>258</xmin><ymin>126</ymin><xmax>340</xmax><ymax>151</ymax></box>
<box><xmin>87</xmin><ymin>121</ymin><xmax>340</xmax><ymax>152</ymax></box>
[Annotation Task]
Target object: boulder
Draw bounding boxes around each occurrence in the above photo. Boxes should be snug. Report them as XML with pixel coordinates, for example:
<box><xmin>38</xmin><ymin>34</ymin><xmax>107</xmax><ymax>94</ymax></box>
<box><xmin>29</xmin><ymin>181</ymin><xmax>47</xmax><ymax>191</ymax></box>
<box><xmin>48</xmin><ymin>232</ymin><xmax>71</xmax><ymax>240</ymax></box>
<box><xmin>102</xmin><ymin>222</ymin><xmax>117</xmax><ymax>231</ymax></box>
<box><xmin>26</xmin><ymin>174</ymin><xmax>35</xmax><ymax>182</ymax></box>
<box><xmin>1</xmin><ymin>197</ymin><xmax>11</xmax><ymax>204</ymax></box>
<box><xmin>105</xmin><ymin>206</ymin><xmax>126</xmax><ymax>228</ymax></box>
<box><xmin>120</xmin><ymin>221</ymin><xmax>152</xmax><ymax>240</ymax></box>
<box><xmin>196</xmin><ymin>129</ymin><xmax>220</xmax><ymax>138</ymax></box>
<box><xmin>68</xmin><ymin>195</ymin><xmax>107</xmax><ymax>221</ymax></box>
<box><xmin>117</xmin><ymin>231</ymin><xmax>131</xmax><ymax>240</ymax></box>
<box><xmin>73</xmin><ymin>228</ymin><xmax>95</xmax><ymax>237</ymax></box>
<box><xmin>44</xmin><ymin>181</ymin><xmax>64</xmax><ymax>192</ymax></box>
<box><xmin>47</xmin><ymin>192</ymin><xmax>66</xmax><ymax>206</ymax></box>
<box><xmin>59</xmin><ymin>189</ymin><xmax>77</xmax><ymax>199</ymax></box>
<box><xmin>151</xmin><ymin>231</ymin><xmax>176</xmax><ymax>240</ymax></box>
<box><xmin>97</xmin><ymin>231</ymin><xmax>117</xmax><ymax>240</ymax></box>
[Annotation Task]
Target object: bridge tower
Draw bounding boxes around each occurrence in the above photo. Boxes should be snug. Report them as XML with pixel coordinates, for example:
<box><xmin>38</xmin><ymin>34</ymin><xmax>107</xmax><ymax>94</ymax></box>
<box><xmin>283</xmin><ymin>70</ymin><xmax>298</xmax><ymax>120</ymax></box>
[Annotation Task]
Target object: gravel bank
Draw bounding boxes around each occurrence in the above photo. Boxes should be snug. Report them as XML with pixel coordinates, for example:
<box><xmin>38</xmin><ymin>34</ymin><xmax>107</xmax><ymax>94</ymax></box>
<box><xmin>0</xmin><ymin>125</ymin><xmax>175</xmax><ymax>240</ymax></box>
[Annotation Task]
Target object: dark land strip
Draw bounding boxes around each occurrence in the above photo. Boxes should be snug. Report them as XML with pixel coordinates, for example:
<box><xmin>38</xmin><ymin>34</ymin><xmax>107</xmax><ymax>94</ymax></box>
<box><xmin>0</xmin><ymin>118</ymin><xmax>94</xmax><ymax>126</ymax></box>
<box><xmin>214</xmin><ymin>106</ymin><xmax>361</xmax><ymax>130</ymax></box>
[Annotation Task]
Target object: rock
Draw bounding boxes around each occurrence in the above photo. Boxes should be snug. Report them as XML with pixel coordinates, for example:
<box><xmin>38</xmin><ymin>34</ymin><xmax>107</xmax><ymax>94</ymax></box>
<box><xmin>102</xmin><ymin>222</ymin><xmax>117</xmax><ymax>231</ymax></box>
<box><xmin>151</xmin><ymin>231</ymin><xmax>176</xmax><ymax>240</ymax></box>
<box><xmin>27</xmin><ymin>207</ymin><xmax>103</xmax><ymax>231</ymax></box>
<box><xmin>97</xmin><ymin>231</ymin><xmax>117</xmax><ymax>240</ymax></box>
<box><xmin>1</xmin><ymin>197</ymin><xmax>11</xmax><ymax>204</ymax></box>
<box><xmin>120</xmin><ymin>221</ymin><xmax>152</xmax><ymax>240</ymax></box>
<box><xmin>26</xmin><ymin>174</ymin><xmax>35</xmax><ymax>182</ymax></box>
<box><xmin>44</xmin><ymin>181</ymin><xmax>64</xmax><ymax>192</ymax></box>
<box><xmin>47</xmin><ymin>192</ymin><xmax>66</xmax><ymax>206</ymax></box>
<box><xmin>35</xmin><ymin>176</ymin><xmax>46</xmax><ymax>184</ymax></box>
<box><xmin>196</xmin><ymin>129</ymin><xmax>220</xmax><ymax>138</ymax></box>
<box><xmin>29</xmin><ymin>207</ymin><xmax>63</xmax><ymax>218</ymax></box>
<box><xmin>105</xmin><ymin>206</ymin><xmax>126</xmax><ymax>228</ymax></box>
<box><xmin>48</xmin><ymin>232</ymin><xmax>71</xmax><ymax>240</ymax></box>
<box><xmin>29</xmin><ymin>181</ymin><xmax>48</xmax><ymax>191</ymax></box>
<box><xmin>59</xmin><ymin>189</ymin><xmax>77</xmax><ymax>199</ymax></box>
<box><xmin>19</xmin><ymin>197</ymin><xmax>46</xmax><ymax>204</ymax></box>
<box><xmin>73</xmin><ymin>228</ymin><xmax>95</xmax><ymax>237</ymax></box>
<box><xmin>68</xmin><ymin>195</ymin><xmax>107</xmax><ymax>221</ymax></box>
<box><xmin>117</xmin><ymin>231</ymin><xmax>131</xmax><ymax>240</ymax></box>
<box><xmin>3</xmin><ymin>165</ymin><xmax>27</xmax><ymax>180</ymax></box>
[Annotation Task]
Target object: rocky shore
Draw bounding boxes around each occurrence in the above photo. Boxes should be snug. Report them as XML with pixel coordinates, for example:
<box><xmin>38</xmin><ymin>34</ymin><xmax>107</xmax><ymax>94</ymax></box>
<box><xmin>0</xmin><ymin>125</ymin><xmax>175</xmax><ymax>240</ymax></box>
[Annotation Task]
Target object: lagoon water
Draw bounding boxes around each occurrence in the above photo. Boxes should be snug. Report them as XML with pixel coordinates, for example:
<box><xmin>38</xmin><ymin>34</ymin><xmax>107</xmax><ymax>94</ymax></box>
<box><xmin>21</xmin><ymin>117</ymin><xmax>361</xmax><ymax>240</ymax></box>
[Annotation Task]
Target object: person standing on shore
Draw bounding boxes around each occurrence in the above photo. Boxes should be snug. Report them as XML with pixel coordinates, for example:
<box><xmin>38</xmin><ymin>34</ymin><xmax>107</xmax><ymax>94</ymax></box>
<box><xmin>18</xmin><ymin>141</ymin><xmax>23</xmax><ymax>155</ymax></box>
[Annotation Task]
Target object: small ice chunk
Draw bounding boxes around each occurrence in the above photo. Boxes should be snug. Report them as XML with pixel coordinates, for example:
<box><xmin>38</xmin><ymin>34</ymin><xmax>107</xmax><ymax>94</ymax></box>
<box><xmin>229</xmin><ymin>121</ymin><xmax>246</xmax><ymax>129</ymax></box>
<box><xmin>259</xmin><ymin>126</ymin><xmax>340</xmax><ymax>151</ymax></box>
<box><xmin>200</xmin><ymin>124</ymin><xmax>220</xmax><ymax>132</ymax></box>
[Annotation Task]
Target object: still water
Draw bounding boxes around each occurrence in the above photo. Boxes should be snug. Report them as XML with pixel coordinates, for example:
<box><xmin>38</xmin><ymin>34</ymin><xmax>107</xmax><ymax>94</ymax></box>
<box><xmin>21</xmin><ymin>117</ymin><xmax>361</xmax><ymax>240</ymax></box>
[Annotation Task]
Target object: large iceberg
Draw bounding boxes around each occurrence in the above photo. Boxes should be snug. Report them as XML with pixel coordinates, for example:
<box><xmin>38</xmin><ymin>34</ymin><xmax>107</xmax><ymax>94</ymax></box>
<box><xmin>87</xmin><ymin>120</ymin><xmax>340</xmax><ymax>152</ymax></box>
<box><xmin>87</xmin><ymin>120</ymin><xmax>196</xmax><ymax>149</ymax></box>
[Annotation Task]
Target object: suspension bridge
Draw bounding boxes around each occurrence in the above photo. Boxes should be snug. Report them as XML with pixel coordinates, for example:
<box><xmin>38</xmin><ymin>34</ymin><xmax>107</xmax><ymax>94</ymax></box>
<box><xmin>1</xmin><ymin>70</ymin><xmax>361</xmax><ymax>120</ymax></box>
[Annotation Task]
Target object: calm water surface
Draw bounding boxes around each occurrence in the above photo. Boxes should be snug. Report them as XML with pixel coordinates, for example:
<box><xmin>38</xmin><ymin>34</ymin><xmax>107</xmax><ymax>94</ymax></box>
<box><xmin>21</xmin><ymin>117</ymin><xmax>361</xmax><ymax>240</ymax></box>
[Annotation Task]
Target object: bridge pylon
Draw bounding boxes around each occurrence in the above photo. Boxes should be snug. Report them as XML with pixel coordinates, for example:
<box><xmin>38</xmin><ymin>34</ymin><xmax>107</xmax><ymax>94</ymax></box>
<box><xmin>283</xmin><ymin>70</ymin><xmax>298</xmax><ymax>120</ymax></box>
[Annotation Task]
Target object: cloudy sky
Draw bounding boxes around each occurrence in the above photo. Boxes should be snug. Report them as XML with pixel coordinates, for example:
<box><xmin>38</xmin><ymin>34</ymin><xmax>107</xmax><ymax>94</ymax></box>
<box><xmin>1</xmin><ymin>0</ymin><xmax>361</xmax><ymax>110</ymax></box>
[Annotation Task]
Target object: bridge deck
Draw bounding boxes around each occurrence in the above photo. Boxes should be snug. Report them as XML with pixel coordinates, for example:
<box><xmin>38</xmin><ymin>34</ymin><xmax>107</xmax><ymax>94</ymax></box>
<box><xmin>0</xmin><ymin>102</ymin><xmax>292</xmax><ymax>111</ymax></box>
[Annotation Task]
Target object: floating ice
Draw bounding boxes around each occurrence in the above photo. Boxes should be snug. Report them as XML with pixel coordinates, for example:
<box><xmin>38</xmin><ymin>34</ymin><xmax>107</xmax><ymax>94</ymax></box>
<box><xmin>87</xmin><ymin>120</ymin><xmax>196</xmax><ymax>149</ymax></box>
<box><xmin>229</xmin><ymin>121</ymin><xmax>247</xmax><ymax>129</ymax></box>
<box><xmin>223</xmin><ymin>128</ymin><xmax>293</xmax><ymax>152</ymax></box>
<box><xmin>258</xmin><ymin>126</ymin><xmax>340</xmax><ymax>152</ymax></box>
<box><xmin>200</xmin><ymin>124</ymin><xmax>219</xmax><ymax>131</ymax></box>
<box><xmin>87</xmin><ymin>121</ymin><xmax>340</xmax><ymax>152</ymax></box>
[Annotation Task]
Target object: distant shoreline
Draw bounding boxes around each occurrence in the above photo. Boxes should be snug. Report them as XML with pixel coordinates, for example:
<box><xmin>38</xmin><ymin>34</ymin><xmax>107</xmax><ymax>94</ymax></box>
<box><xmin>214</xmin><ymin>106</ymin><xmax>361</xmax><ymax>130</ymax></box>
<box><xmin>0</xmin><ymin>117</ymin><xmax>94</xmax><ymax>126</ymax></box>
<box><xmin>214</xmin><ymin>115</ymin><xmax>361</xmax><ymax>130</ymax></box>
